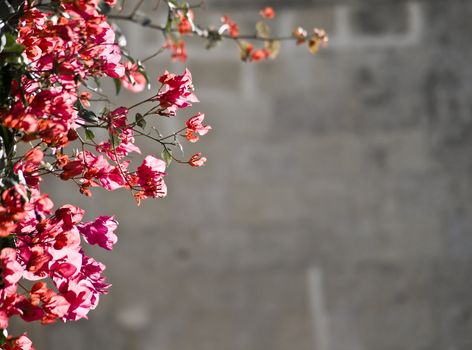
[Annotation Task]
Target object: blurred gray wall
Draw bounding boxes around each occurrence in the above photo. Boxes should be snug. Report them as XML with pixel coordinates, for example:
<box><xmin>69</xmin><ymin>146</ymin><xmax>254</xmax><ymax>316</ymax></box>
<box><xmin>27</xmin><ymin>0</ymin><xmax>472</xmax><ymax>349</ymax></box>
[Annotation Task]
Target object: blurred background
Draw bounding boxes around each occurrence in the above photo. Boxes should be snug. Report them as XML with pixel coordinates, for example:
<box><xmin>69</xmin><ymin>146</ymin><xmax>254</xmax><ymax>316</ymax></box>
<box><xmin>22</xmin><ymin>0</ymin><xmax>472</xmax><ymax>349</ymax></box>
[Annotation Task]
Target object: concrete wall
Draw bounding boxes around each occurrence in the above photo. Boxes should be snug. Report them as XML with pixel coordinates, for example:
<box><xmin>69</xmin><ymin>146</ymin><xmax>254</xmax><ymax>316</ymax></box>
<box><xmin>24</xmin><ymin>0</ymin><xmax>472</xmax><ymax>349</ymax></box>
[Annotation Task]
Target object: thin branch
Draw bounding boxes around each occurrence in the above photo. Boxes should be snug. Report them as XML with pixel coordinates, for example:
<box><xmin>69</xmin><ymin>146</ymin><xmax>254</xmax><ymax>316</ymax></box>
<box><xmin>141</xmin><ymin>46</ymin><xmax>166</xmax><ymax>63</ymax></box>
<box><xmin>108</xmin><ymin>15</ymin><xmax>298</xmax><ymax>43</ymax></box>
<box><xmin>129</xmin><ymin>0</ymin><xmax>146</xmax><ymax>18</ymax></box>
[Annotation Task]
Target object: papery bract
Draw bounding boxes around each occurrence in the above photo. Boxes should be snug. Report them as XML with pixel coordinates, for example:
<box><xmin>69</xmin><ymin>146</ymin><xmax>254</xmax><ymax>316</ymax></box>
<box><xmin>121</xmin><ymin>63</ymin><xmax>147</xmax><ymax>92</ymax></box>
<box><xmin>157</xmin><ymin>69</ymin><xmax>198</xmax><ymax>116</ymax></box>
<box><xmin>3</xmin><ymin>334</ymin><xmax>36</xmax><ymax>350</ymax></box>
<box><xmin>221</xmin><ymin>15</ymin><xmax>239</xmax><ymax>37</ymax></box>
<box><xmin>135</xmin><ymin>156</ymin><xmax>167</xmax><ymax>202</ymax></box>
<box><xmin>260</xmin><ymin>7</ymin><xmax>276</xmax><ymax>19</ymax></box>
<box><xmin>188</xmin><ymin>153</ymin><xmax>207</xmax><ymax>167</ymax></box>
<box><xmin>78</xmin><ymin>216</ymin><xmax>118</xmax><ymax>250</ymax></box>
<box><xmin>186</xmin><ymin>113</ymin><xmax>212</xmax><ymax>143</ymax></box>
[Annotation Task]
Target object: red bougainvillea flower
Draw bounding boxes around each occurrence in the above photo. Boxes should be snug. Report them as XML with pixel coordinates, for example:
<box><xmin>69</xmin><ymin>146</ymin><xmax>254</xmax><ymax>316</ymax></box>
<box><xmin>121</xmin><ymin>62</ymin><xmax>147</xmax><ymax>92</ymax></box>
<box><xmin>100</xmin><ymin>107</ymin><xmax>141</xmax><ymax>160</ymax></box>
<box><xmin>251</xmin><ymin>48</ymin><xmax>271</xmax><ymax>62</ymax></box>
<box><xmin>260</xmin><ymin>7</ymin><xmax>276</xmax><ymax>19</ymax></box>
<box><xmin>96</xmin><ymin>107</ymin><xmax>141</xmax><ymax>161</ymax></box>
<box><xmin>188</xmin><ymin>153</ymin><xmax>207</xmax><ymax>167</ymax></box>
<box><xmin>77</xmin><ymin>151</ymin><xmax>129</xmax><ymax>191</ymax></box>
<box><xmin>135</xmin><ymin>156</ymin><xmax>167</xmax><ymax>202</ymax></box>
<box><xmin>96</xmin><ymin>127</ymin><xmax>141</xmax><ymax>161</ymax></box>
<box><xmin>0</xmin><ymin>185</ymin><xmax>28</xmax><ymax>237</ymax></box>
<box><xmin>221</xmin><ymin>15</ymin><xmax>240</xmax><ymax>37</ymax></box>
<box><xmin>13</xmin><ymin>148</ymin><xmax>43</xmax><ymax>188</ymax></box>
<box><xmin>157</xmin><ymin>69</ymin><xmax>199</xmax><ymax>116</ymax></box>
<box><xmin>186</xmin><ymin>113</ymin><xmax>212</xmax><ymax>143</ymax></box>
<box><xmin>22</xmin><ymin>282</ymin><xmax>70</xmax><ymax>324</ymax></box>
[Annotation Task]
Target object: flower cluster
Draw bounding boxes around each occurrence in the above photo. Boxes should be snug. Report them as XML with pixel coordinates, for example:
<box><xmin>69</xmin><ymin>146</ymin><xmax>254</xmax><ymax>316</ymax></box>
<box><xmin>0</xmin><ymin>0</ymin><xmax>326</xmax><ymax>348</ymax></box>
<box><xmin>3</xmin><ymin>1</ymin><xmax>125</xmax><ymax>148</ymax></box>
<box><xmin>0</xmin><ymin>1</ymin><xmax>212</xmax><ymax>347</ymax></box>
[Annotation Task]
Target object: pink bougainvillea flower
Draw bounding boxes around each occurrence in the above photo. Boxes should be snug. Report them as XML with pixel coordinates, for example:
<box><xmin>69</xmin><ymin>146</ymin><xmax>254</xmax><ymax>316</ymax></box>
<box><xmin>78</xmin><ymin>216</ymin><xmax>118</xmax><ymax>250</ymax></box>
<box><xmin>135</xmin><ymin>156</ymin><xmax>167</xmax><ymax>202</ymax></box>
<box><xmin>57</xmin><ymin>278</ymin><xmax>97</xmax><ymax>321</ymax></box>
<box><xmin>188</xmin><ymin>153</ymin><xmax>207</xmax><ymax>167</ymax></box>
<box><xmin>3</xmin><ymin>334</ymin><xmax>36</xmax><ymax>350</ymax></box>
<box><xmin>106</xmin><ymin>107</ymin><xmax>128</xmax><ymax>129</ymax></box>
<box><xmin>164</xmin><ymin>39</ymin><xmax>187</xmax><ymax>63</ymax></box>
<box><xmin>79</xmin><ymin>92</ymin><xmax>91</xmax><ymax>107</ymax></box>
<box><xmin>121</xmin><ymin>62</ymin><xmax>147</xmax><ymax>92</ymax></box>
<box><xmin>95</xmin><ymin>108</ymin><xmax>141</xmax><ymax>160</ymax></box>
<box><xmin>96</xmin><ymin>128</ymin><xmax>141</xmax><ymax>161</ymax></box>
<box><xmin>66</xmin><ymin>151</ymin><xmax>129</xmax><ymax>192</ymax></box>
<box><xmin>13</xmin><ymin>148</ymin><xmax>44</xmax><ymax>188</ymax></box>
<box><xmin>80</xmin><ymin>255</ymin><xmax>110</xmax><ymax>295</ymax></box>
<box><xmin>186</xmin><ymin>113</ymin><xmax>212</xmax><ymax>143</ymax></box>
<box><xmin>157</xmin><ymin>69</ymin><xmax>199</xmax><ymax>115</ymax></box>
<box><xmin>0</xmin><ymin>248</ymin><xmax>24</xmax><ymax>294</ymax></box>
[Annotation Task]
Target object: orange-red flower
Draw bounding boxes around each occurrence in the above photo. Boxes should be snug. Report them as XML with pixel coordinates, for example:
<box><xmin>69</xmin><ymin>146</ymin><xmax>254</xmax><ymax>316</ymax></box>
<box><xmin>188</xmin><ymin>153</ymin><xmax>207</xmax><ymax>167</ymax></box>
<box><xmin>260</xmin><ymin>7</ymin><xmax>276</xmax><ymax>19</ymax></box>
<box><xmin>186</xmin><ymin>113</ymin><xmax>212</xmax><ymax>143</ymax></box>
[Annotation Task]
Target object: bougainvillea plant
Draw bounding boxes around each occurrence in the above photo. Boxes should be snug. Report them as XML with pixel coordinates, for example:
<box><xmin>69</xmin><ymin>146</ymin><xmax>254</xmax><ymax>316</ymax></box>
<box><xmin>0</xmin><ymin>0</ymin><xmax>327</xmax><ymax>348</ymax></box>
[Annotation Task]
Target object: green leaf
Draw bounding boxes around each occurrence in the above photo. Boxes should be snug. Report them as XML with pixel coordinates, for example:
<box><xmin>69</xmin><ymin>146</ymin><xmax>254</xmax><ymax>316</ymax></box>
<box><xmin>98</xmin><ymin>2</ymin><xmax>112</xmax><ymax>14</ymax></box>
<box><xmin>0</xmin><ymin>33</ymin><xmax>24</xmax><ymax>54</ymax></box>
<box><xmin>79</xmin><ymin>109</ymin><xmax>99</xmax><ymax>124</ymax></box>
<box><xmin>113</xmin><ymin>77</ymin><xmax>122</xmax><ymax>95</ymax></box>
<box><xmin>93</xmin><ymin>76</ymin><xmax>102</xmax><ymax>89</ymax></box>
<box><xmin>0</xmin><ymin>235</ymin><xmax>16</xmax><ymax>250</ymax></box>
<box><xmin>135</xmin><ymin>113</ymin><xmax>146</xmax><ymax>129</ymax></box>
<box><xmin>0</xmin><ymin>327</ymin><xmax>6</xmax><ymax>345</ymax></box>
<box><xmin>85</xmin><ymin>128</ymin><xmax>95</xmax><ymax>141</ymax></box>
<box><xmin>110</xmin><ymin>132</ymin><xmax>121</xmax><ymax>148</ymax></box>
<box><xmin>0</xmin><ymin>124</ymin><xmax>15</xmax><ymax>160</ymax></box>
<box><xmin>162</xmin><ymin>148</ymin><xmax>172</xmax><ymax>166</ymax></box>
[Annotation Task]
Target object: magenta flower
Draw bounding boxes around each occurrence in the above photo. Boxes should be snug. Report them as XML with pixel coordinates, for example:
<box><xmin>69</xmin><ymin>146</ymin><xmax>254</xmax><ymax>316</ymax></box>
<box><xmin>78</xmin><ymin>216</ymin><xmax>118</xmax><ymax>251</ymax></box>
<box><xmin>135</xmin><ymin>156</ymin><xmax>167</xmax><ymax>203</ymax></box>
<box><xmin>156</xmin><ymin>69</ymin><xmax>199</xmax><ymax>116</ymax></box>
